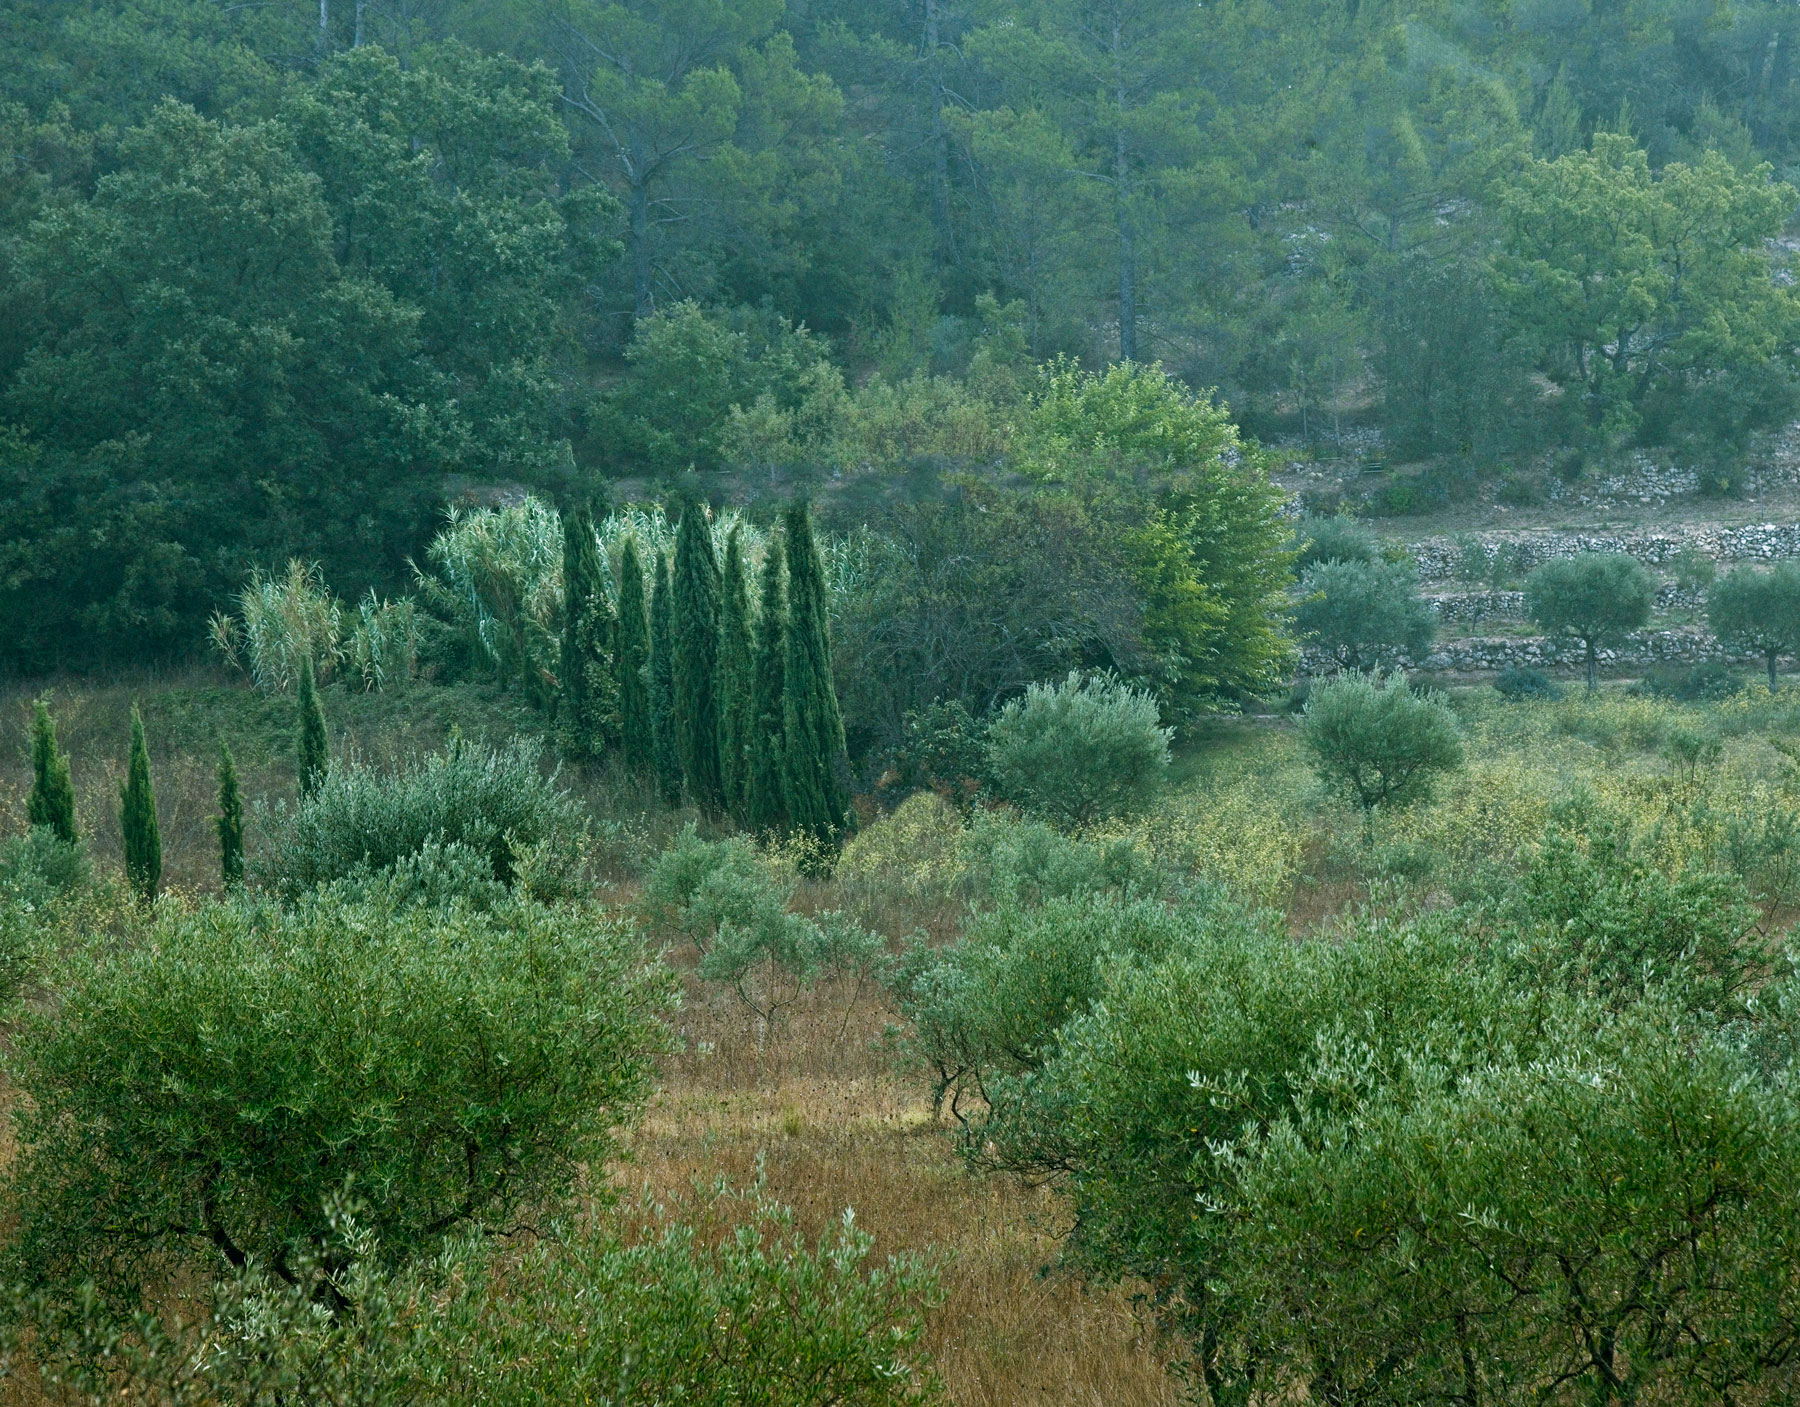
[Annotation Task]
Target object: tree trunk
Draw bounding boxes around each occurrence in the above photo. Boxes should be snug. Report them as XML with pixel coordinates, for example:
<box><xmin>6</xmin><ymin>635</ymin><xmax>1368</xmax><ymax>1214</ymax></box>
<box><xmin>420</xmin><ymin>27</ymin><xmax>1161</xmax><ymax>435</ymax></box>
<box><xmin>630</xmin><ymin>171</ymin><xmax>652</xmax><ymax>321</ymax></box>
<box><xmin>353</xmin><ymin>0</ymin><xmax>364</xmax><ymax>47</ymax></box>
<box><xmin>1770</xmin><ymin>649</ymin><xmax>1780</xmax><ymax>692</ymax></box>
<box><xmin>1585</xmin><ymin>638</ymin><xmax>1598</xmax><ymax>693</ymax></box>
<box><xmin>1112</xmin><ymin>19</ymin><xmax>1136</xmax><ymax>363</ymax></box>
<box><xmin>318</xmin><ymin>0</ymin><xmax>329</xmax><ymax>54</ymax></box>
<box><xmin>923</xmin><ymin>0</ymin><xmax>956</xmax><ymax>266</ymax></box>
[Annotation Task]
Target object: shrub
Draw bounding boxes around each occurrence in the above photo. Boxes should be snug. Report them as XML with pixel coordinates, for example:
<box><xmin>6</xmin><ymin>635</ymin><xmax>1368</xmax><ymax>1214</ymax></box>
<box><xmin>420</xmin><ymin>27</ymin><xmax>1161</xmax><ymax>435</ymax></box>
<box><xmin>4</xmin><ymin>889</ymin><xmax>674</xmax><ymax>1316</ymax></box>
<box><xmin>1291</xmin><ymin>514</ymin><xmax>1380</xmax><ymax>572</ymax></box>
<box><xmin>889</xmin><ymin>893</ymin><xmax>1243</xmax><ymax>1120</ymax></box>
<box><xmin>257</xmin><ymin>738</ymin><xmax>587</xmax><ymax>902</ymax></box>
<box><xmin>1303</xmin><ymin>672</ymin><xmax>1464</xmax><ymax>818</ymax></box>
<box><xmin>954</xmin><ymin>811</ymin><xmax>1176</xmax><ymax>908</ymax></box>
<box><xmin>1294</xmin><ymin>558</ymin><xmax>1436</xmax><ymax>670</ymax></box>
<box><xmin>1494</xmin><ymin>664</ymin><xmax>1562</xmax><ymax>700</ymax></box>
<box><xmin>642</xmin><ymin>828</ymin><xmax>885</xmax><ymax>1026</ymax></box>
<box><xmin>1632</xmin><ymin>660</ymin><xmax>1746</xmax><ymax>702</ymax></box>
<box><xmin>58</xmin><ymin>1185</ymin><xmax>943</xmax><ymax>1406</ymax></box>
<box><xmin>209</xmin><ymin>559</ymin><xmax>344</xmax><ymax>693</ymax></box>
<box><xmin>984</xmin><ymin>672</ymin><xmax>1171</xmax><ymax>828</ymax></box>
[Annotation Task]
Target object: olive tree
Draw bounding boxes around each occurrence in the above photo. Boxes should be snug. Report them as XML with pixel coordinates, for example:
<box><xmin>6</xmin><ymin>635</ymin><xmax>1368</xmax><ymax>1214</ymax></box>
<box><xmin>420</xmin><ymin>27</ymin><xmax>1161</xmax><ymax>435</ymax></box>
<box><xmin>1525</xmin><ymin>552</ymin><xmax>1654</xmax><ymax>692</ymax></box>
<box><xmin>1294</xmin><ymin>558</ymin><xmax>1436</xmax><ymax>671</ymax></box>
<box><xmin>1708</xmin><ymin>563</ymin><xmax>1800</xmax><ymax>691</ymax></box>
<box><xmin>1302</xmin><ymin>672</ymin><xmax>1463</xmax><ymax>826</ymax></box>
<box><xmin>985</xmin><ymin>672</ymin><xmax>1172</xmax><ymax>829</ymax></box>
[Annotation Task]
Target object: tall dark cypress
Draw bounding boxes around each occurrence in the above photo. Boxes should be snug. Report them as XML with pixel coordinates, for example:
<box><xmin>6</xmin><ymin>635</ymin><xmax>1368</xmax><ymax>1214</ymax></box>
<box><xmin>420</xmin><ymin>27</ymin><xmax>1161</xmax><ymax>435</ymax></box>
<box><xmin>615</xmin><ymin>535</ymin><xmax>653</xmax><ymax>771</ymax></box>
<box><xmin>28</xmin><ymin>698</ymin><xmax>77</xmax><ymax>845</ymax></box>
<box><xmin>648</xmin><ymin>549</ymin><xmax>683</xmax><ymax>805</ymax></box>
<box><xmin>559</xmin><ymin>505</ymin><xmax>619</xmax><ymax>760</ymax></box>
<box><xmin>119</xmin><ymin>704</ymin><xmax>161</xmax><ymax>903</ymax></box>
<box><xmin>216</xmin><ymin>739</ymin><xmax>244</xmax><ymax>888</ymax></box>
<box><xmin>671</xmin><ymin>500</ymin><xmax>723</xmax><ymax>809</ymax></box>
<box><xmin>297</xmin><ymin>658</ymin><xmax>330</xmax><ymax>796</ymax></box>
<box><xmin>717</xmin><ymin>527</ymin><xmax>755</xmax><ymax>822</ymax></box>
<box><xmin>746</xmin><ymin>540</ymin><xmax>789</xmax><ymax>836</ymax></box>
<box><xmin>781</xmin><ymin>502</ymin><xmax>852</xmax><ymax>847</ymax></box>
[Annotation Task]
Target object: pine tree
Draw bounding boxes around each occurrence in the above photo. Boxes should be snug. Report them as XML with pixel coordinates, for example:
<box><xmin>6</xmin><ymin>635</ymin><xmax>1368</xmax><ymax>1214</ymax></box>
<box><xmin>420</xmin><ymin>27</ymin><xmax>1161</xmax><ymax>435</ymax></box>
<box><xmin>560</xmin><ymin>504</ymin><xmax>619</xmax><ymax>759</ymax></box>
<box><xmin>717</xmin><ymin>526</ymin><xmax>755</xmax><ymax>822</ymax></box>
<box><xmin>746</xmin><ymin>539</ymin><xmax>789</xmax><ymax>836</ymax></box>
<box><xmin>781</xmin><ymin>502</ymin><xmax>852</xmax><ymax>848</ymax></box>
<box><xmin>27</xmin><ymin>699</ymin><xmax>77</xmax><ymax>845</ymax></box>
<box><xmin>615</xmin><ymin>534</ymin><xmax>653</xmax><ymax>770</ymax></box>
<box><xmin>671</xmin><ymin>499</ymin><xmax>724</xmax><ymax>809</ymax></box>
<box><xmin>216</xmin><ymin>740</ymin><xmax>244</xmax><ymax>888</ymax></box>
<box><xmin>119</xmin><ymin>704</ymin><xmax>161</xmax><ymax>903</ymax></box>
<box><xmin>297</xmin><ymin>659</ymin><xmax>330</xmax><ymax>796</ymax></box>
<box><xmin>648</xmin><ymin>549</ymin><xmax>683</xmax><ymax>805</ymax></box>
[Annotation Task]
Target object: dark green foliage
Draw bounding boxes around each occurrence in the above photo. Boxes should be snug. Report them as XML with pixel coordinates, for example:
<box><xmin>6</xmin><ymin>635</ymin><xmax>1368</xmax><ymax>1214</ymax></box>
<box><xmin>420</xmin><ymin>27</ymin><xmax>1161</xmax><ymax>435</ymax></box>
<box><xmin>648</xmin><ymin>550</ymin><xmax>683</xmax><ymax>806</ymax></box>
<box><xmin>215</xmin><ymin>740</ymin><xmax>243</xmax><ymax>888</ymax></box>
<box><xmin>1303</xmin><ymin>672</ymin><xmax>1464</xmax><ymax>817</ymax></box>
<box><xmin>614</xmin><ymin>534</ymin><xmax>653</xmax><ymax>772</ymax></box>
<box><xmin>747</xmin><ymin>540</ymin><xmax>789</xmax><ymax>836</ymax></box>
<box><xmin>983</xmin><ymin>673</ymin><xmax>1171</xmax><ymax>829</ymax></box>
<box><xmin>1708</xmin><ymin>563</ymin><xmax>1800</xmax><ymax>690</ymax></box>
<box><xmin>3</xmin><ymin>889</ymin><xmax>674</xmax><ymax>1316</ymax></box>
<box><xmin>1494</xmin><ymin>665</ymin><xmax>1563</xmax><ymax>701</ymax></box>
<box><xmin>1291</xmin><ymin>515</ymin><xmax>1381</xmax><ymax>572</ymax></box>
<box><xmin>671</xmin><ymin>502</ymin><xmax>724</xmax><ymax>809</ymax></box>
<box><xmin>780</xmin><ymin>503</ymin><xmax>851</xmax><ymax>847</ymax></box>
<box><xmin>118</xmin><ymin>704</ymin><xmax>160</xmax><ymax>903</ymax></box>
<box><xmin>258</xmin><ymin>738</ymin><xmax>587</xmax><ymax>902</ymax></box>
<box><xmin>718</xmin><ymin>527</ymin><xmax>755</xmax><ymax>822</ymax></box>
<box><xmin>26</xmin><ymin>699</ymin><xmax>76</xmax><ymax>845</ymax></box>
<box><xmin>1295</xmin><ymin>558</ymin><xmax>1436</xmax><ymax>671</ymax></box>
<box><xmin>296</xmin><ymin>658</ymin><xmax>329</xmax><ymax>796</ymax></box>
<box><xmin>558</xmin><ymin>505</ymin><xmax>619</xmax><ymax>759</ymax></box>
<box><xmin>1526</xmin><ymin>552</ymin><xmax>1656</xmax><ymax>692</ymax></box>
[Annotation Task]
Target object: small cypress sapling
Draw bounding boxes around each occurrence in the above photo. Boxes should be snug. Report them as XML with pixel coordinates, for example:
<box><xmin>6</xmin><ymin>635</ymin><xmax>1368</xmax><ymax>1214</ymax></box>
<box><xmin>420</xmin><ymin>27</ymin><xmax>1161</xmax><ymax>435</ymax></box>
<box><xmin>780</xmin><ymin>502</ymin><xmax>852</xmax><ymax>848</ymax></box>
<box><xmin>615</xmin><ymin>535</ymin><xmax>653</xmax><ymax>771</ymax></box>
<box><xmin>746</xmin><ymin>535</ymin><xmax>789</xmax><ymax>836</ymax></box>
<box><xmin>718</xmin><ymin>527</ymin><xmax>755</xmax><ymax>822</ymax></box>
<box><xmin>119</xmin><ymin>704</ymin><xmax>161</xmax><ymax>903</ymax></box>
<box><xmin>27</xmin><ymin>699</ymin><xmax>77</xmax><ymax>845</ymax></box>
<box><xmin>671</xmin><ymin>499</ymin><xmax>724</xmax><ymax>809</ymax></box>
<box><xmin>559</xmin><ymin>504</ymin><xmax>620</xmax><ymax>759</ymax></box>
<box><xmin>297</xmin><ymin>659</ymin><xmax>329</xmax><ymax>796</ymax></box>
<box><xmin>649</xmin><ymin>549</ymin><xmax>683</xmax><ymax>805</ymax></box>
<box><xmin>216</xmin><ymin>740</ymin><xmax>244</xmax><ymax>887</ymax></box>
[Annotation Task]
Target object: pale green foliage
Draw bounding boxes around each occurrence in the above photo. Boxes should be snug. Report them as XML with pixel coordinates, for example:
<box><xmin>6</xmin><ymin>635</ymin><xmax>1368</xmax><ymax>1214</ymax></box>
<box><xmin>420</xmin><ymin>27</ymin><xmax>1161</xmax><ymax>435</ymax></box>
<box><xmin>345</xmin><ymin>590</ymin><xmax>419</xmax><ymax>692</ymax></box>
<box><xmin>642</xmin><ymin>828</ymin><xmax>884</xmax><ymax>1025</ymax></box>
<box><xmin>424</xmin><ymin>500</ymin><xmax>563</xmax><ymax>702</ymax></box>
<box><xmin>3</xmin><ymin>889</ymin><xmax>675</xmax><ymax>1316</ymax></box>
<box><xmin>1526</xmin><ymin>552</ymin><xmax>1656</xmax><ymax>690</ymax></box>
<box><xmin>1303</xmin><ymin>672</ymin><xmax>1464</xmax><ymax>815</ymax></box>
<box><xmin>1295</xmin><ymin>558</ymin><xmax>1436</xmax><ymax>669</ymax></box>
<box><xmin>985</xmin><ymin>672</ymin><xmax>1171</xmax><ymax>828</ymax></box>
<box><xmin>52</xmin><ymin>1185</ymin><xmax>942</xmax><ymax>1406</ymax></box>
<box><xmin>210</xmin><ymin>559</ymin><xmax>344</xmax><ymax>693</ymax></box>
<box><xmin>1709</xmin><ymin>564</ymin><xmax>1800</xmax><ymax>690</ymax></box>
<box><xmin>258</xmin><ymin>738</ymin><xmax>587</xmax><ymax>902</ymax></box>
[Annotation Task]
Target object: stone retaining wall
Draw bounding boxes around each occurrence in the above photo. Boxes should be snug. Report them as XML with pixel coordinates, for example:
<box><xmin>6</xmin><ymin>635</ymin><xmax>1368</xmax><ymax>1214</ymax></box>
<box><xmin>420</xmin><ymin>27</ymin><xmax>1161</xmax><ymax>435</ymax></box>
<box><xmin>1426</xmin><ymin>584</ymin><xmax>1700</xmax><ymax>622</ymax></box>
<box><xmin>1303</xmin><ymin>628</ymin><xmax>1763</xmax><ymax>675</ymax></box>
<box><xmin>1411</xmin><ymin>524</ymin><xmax>1800</xmax><ymax>582</ymax></box>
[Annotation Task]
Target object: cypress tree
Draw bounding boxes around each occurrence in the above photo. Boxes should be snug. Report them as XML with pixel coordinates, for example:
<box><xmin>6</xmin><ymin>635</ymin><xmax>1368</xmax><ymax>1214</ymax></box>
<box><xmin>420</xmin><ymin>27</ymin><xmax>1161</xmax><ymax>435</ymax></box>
<box><xmin>717</xmin><ymin>526</ymin><xmax>755</xmax><ymax>822</ymax></box>
<box><xmin>781</xmin><ymin>502</ymin><xmax>852</xmax><ymax>848</ymax></box>
<box><xmin>559</xmin><ymin>504</ymin><xmax>619</xmax><ymax>759</ymax></box>
<box><xmin>615</xmin><ymin>535</ymin><xmax>653</xmax><ymax>771</ymax></box>
<box><xmin>27</xmin><ymin>699</ymin><xmax>77</xmax><ymax>845</ymax></box>
<box><xmin>297</xmin><ymin>659</ymin><xmax>330</xmax><ymax>796</ymax></box>
<box><xmin>746</xmin><ymin>540</ymin><xmax>789</xmax><ymax>836</ymax></box>
<box><xmin>216</xmin><ymin>740</ymin><xmax>244</xmax><ymax>888</ymax></box>
<box><xmin>648</xmin><ymin>549</ymin><xmax>683</xmax><ymax>805</ymax></box>
<box><xmin>671</xmin><ymin>499</ymin><xmax>723</xmax><ymax>809</ymax></box>
<box><xmin>119</xmin><ymin>704</ymin><xmax>161</xmax><ymax>903</ymax></box>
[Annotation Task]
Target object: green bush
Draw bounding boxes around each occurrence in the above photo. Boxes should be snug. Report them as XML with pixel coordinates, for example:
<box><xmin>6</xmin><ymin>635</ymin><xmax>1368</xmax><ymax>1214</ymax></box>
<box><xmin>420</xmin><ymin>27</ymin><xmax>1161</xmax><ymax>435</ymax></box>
<box><xmin>4</xmin><ymin>889</ymin><xmax>674</xmax><ymax>1316</ymax></box>
<box><xmin>52</xmin><ymin>1185</ymin><xmax>943</xmax><ymax>1406</ymax></box>
<box><xmin>258</xmin><ymin>738</ymin><xmax>587</xmax><ymax>901</ymax></box>
<box><xmin>889</xmin><ymin>891</ymin><xmax>1248</xmax><ymax>1120</ymax></box>
<box><xmin>1291</xmin><ymin>515</ymin><xmax>1380</xmax><ymax>572</ymax></box>
<box><xmin>642</xmin><ymin>828</ymin><xmax>885</xmax><ymax>1025</ymax></box>
<box><xmin>954</xmin><ymin>811</ymin><xmax>1178</xmax><ymax>908</ymax></box>
<box><xmin>1494</xmin><ymin>664</ymin><xmax>1562</xmax><ymax>700</ymax></box>
<box><xmin>1303</xmin><ymin>672</ymin><xmax>1464</xmax><ymax>817</ymax></box>
<box><xmin>984</xmin><ymin>672</ymin><xmax>1171</xmax><ymax>829</ymax></box>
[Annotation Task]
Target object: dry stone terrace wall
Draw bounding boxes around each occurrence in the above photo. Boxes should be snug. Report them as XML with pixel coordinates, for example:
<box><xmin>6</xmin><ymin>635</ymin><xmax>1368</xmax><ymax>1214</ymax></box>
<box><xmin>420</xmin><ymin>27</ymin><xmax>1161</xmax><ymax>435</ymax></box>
<box><xmin>1303</xmin><ymin>630</ymin><xmax>1766</xmax><ymax>676</ymax></box>
<box><xmin>1410</xmin><ymin>524</ymin><xmax>1800</xmax><ymax>583</ymax></box>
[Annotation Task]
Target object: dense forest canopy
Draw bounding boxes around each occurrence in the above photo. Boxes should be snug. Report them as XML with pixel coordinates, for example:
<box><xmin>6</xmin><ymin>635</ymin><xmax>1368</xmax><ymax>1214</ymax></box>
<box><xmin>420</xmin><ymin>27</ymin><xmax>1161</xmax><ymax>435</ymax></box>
<box><xmin>3</xmin><ymin>0</ymin><xmax>1799</xmax><ymax>670</ymax></box>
